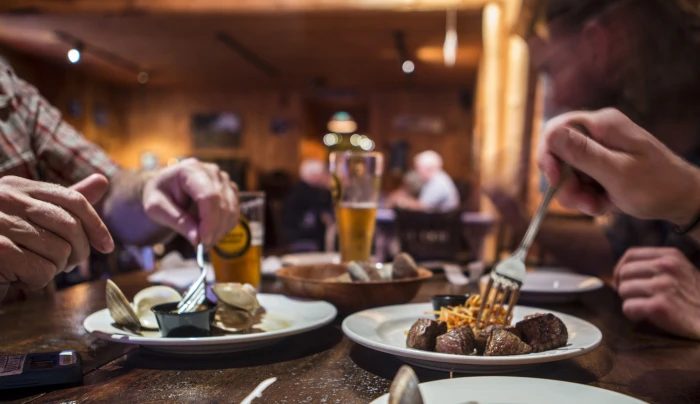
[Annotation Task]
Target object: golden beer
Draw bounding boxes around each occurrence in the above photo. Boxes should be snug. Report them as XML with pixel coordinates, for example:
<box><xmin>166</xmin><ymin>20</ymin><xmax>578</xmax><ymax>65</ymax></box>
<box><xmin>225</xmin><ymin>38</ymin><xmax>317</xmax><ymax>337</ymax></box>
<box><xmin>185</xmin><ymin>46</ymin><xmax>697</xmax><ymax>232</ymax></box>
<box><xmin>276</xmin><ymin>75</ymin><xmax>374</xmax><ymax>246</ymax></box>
<box><xmin>211</xmin><ymin>244</ymin><xmax>262</xmax><ymax>286</ymax></box>
<box><xmin>210</xmin><ymin>192</ymin><xmax>264</xmax><ymax>287</ymax></box>
<box><xmin>329</xmin><ymin>152</ymin><xmax>383</xmax><ymax>262</ymax></box>
<box><xmin>336</xmin><ymin>202</ymin><xmax>378</xmax><ymax>262</ymax></box>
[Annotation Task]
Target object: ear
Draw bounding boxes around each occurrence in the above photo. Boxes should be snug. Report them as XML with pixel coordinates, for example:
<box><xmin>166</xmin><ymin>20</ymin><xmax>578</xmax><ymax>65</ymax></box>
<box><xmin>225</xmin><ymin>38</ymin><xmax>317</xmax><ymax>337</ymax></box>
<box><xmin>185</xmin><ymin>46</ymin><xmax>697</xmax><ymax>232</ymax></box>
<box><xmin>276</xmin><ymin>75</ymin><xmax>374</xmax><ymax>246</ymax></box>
<box><xmin>580</xmin><ymin>21</ymin><xmax>610</xmax><ymax>78</ymax></box>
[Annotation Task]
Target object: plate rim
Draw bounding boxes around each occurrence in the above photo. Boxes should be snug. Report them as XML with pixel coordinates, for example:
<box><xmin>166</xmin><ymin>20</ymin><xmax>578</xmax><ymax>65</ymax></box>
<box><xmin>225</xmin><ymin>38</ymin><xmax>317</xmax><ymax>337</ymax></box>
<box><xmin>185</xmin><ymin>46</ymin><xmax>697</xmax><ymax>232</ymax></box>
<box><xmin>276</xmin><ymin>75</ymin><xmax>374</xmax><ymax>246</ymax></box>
<box><xmin>480</xmin><ymin>271</ymin><xmax>605</xmax><ymax>295</ymax></box>
<box><xmin>342</xmin><ymin>302</ymin><xmax>602</xmax><ymax>366</ymax></box>
<box><xmin>369</xmin><ymin>376</ymin><xmax>648</xmax><ymax>404</ymax></box>
<box><xmin>84</xmin><ymin>293</ymin><xmax>337</xmax><ymax>346</ymax></box>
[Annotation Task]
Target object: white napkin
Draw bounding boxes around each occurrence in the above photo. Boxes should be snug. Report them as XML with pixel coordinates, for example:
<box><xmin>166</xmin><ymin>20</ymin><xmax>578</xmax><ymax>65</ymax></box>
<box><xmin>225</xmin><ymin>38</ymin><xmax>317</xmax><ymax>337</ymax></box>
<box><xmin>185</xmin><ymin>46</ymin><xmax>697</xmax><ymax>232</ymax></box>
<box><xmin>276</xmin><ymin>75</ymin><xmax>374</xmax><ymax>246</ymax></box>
<box><xmin>147</xmin><ymin>251</ymin><xmax>215</xmax><ymax>289</ymax></box>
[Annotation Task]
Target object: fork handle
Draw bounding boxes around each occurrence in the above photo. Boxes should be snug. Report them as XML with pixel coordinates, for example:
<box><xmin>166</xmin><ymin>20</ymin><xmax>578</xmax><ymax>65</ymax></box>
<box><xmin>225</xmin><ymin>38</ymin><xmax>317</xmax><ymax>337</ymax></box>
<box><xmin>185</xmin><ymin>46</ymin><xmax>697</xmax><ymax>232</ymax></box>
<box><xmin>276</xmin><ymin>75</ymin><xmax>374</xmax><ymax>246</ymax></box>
<box><xmin>515</xmin><ymin>178</ymin><xmax>562</xmax><ymax>260</ymax></box>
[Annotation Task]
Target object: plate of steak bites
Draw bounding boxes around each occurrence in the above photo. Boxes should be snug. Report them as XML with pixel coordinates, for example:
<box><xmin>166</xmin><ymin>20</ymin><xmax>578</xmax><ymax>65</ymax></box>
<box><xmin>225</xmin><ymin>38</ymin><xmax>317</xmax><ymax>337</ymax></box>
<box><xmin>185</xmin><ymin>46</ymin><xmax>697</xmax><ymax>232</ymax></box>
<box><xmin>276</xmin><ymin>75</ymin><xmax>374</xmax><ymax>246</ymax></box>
<box><xmin>342</xmin><ymin>296</ymin><xmax>602</xmax><ymax>373</ymax></box>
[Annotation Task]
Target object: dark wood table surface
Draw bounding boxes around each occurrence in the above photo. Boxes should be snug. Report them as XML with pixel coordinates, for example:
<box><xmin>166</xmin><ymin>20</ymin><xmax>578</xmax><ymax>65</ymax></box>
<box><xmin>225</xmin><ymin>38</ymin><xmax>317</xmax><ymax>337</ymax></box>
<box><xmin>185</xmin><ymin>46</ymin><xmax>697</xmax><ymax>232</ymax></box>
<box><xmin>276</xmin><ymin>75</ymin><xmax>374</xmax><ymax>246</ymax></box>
<box><xmin>2</xmin><ymin>272</ymin><xmax>700</xmax><ymax>404</ymax></box>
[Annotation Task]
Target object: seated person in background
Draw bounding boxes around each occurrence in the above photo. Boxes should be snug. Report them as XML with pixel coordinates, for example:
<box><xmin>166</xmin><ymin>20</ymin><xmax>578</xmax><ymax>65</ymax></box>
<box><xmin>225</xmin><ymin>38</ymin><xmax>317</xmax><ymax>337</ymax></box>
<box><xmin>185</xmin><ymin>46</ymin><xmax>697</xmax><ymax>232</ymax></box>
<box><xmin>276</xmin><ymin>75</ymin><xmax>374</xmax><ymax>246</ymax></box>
<box><xmin>486</xmin><ymin>0</ymin><xmax>700</xmax><ymax>275</ymax></box>
<box><xmin>539</xmin><ymin>108</ymin><xmax>700</xmax><ymax>340</ymax></box>
<box><xmin>385</xmin><ymin>170</ymin><xmax>424</xmax><ymax>208</ymax></box>
<box><xmin>395</xmin><ymin>150</ymin><xmax>459</xmax><ymax>212</ymax></box>
<box><xmin>0</xmin><ymin>57</ymin><xmax>239</xmax><ymax>302</ymax></box>
<box><xmin>282</xmin><ymin>159</ymin><xmax>333</xmax><ymax>252</ymax></box>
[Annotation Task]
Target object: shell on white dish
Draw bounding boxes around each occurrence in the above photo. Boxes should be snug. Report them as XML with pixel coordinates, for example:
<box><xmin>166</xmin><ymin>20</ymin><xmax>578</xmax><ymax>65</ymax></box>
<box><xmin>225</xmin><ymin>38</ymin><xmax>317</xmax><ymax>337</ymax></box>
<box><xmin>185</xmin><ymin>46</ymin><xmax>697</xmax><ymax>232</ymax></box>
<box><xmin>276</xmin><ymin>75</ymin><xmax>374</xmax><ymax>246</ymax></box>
<box><xmin>213</xmin><ymin>305</ymin><xmax>254</xmax><ymax>333</ymax></box>
<box><xmin>133</xmin><ymin>286</ymin><xmax>182</xmax><ymax>329</ymax></box>
<box><xmin>213</xmin><ymin>283</ymin><xmax>260</xmax><ymax>313</ymax></box>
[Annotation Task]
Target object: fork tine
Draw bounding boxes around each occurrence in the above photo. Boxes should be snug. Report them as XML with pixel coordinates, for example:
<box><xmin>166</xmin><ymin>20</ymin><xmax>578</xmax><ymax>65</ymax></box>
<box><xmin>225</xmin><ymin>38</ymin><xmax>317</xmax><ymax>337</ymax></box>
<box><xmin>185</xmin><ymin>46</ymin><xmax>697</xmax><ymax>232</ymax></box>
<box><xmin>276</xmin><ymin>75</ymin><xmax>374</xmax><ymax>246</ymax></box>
<box><xmin>475</xmin><ymin>276</ymin><xmax>493</xmax><ymax>331</ymax></box>
<box><xmin>484</xmin><ymin>281</ymin><xmax>504</xmax><ymax>328</ymax></box>
<box><xmin>179</xmin><ymin>282</ymin><xmax>206</xmax><ymax>314</ymax></box>
<box><xmin>491</xmin><ymin>283</ymin><xmax>509</xmax><ymax>325</ymax></box>
<box><xmin>504</xmin><ymin>287</ymin><xmax>520</xmax><ymax>324</ymax></box>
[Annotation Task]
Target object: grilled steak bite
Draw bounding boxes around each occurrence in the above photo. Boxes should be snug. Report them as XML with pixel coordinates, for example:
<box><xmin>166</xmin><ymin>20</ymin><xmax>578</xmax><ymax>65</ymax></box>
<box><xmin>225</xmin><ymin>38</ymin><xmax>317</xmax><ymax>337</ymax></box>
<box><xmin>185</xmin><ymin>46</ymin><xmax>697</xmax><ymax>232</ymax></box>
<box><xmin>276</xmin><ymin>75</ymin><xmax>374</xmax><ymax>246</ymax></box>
<box><xmin>436</xmin><ymin>326</ymin><xmax>475</xmax><ymax>355</ymax></box>
<box><xmin>484</xmin><ymin>329</ymin><xmax>532</xmax><ymax>356</ymax></box>
<box><xmin>407</xmin><ymin>318</ymin><xmax>441</xmax><ymax>351</ymax></box>
<box><xmin>475</xmin><ymin>325</ymin><xmax>501</xmax><ymax>355</ymax></box>
<box><xmin>474</xmin><ymin>325</ymin><xmax>521</xmax><ymax>354</ymax></box>
<box><xmin>437</xmin><ymin>321</ymin><xmax>448</xmax><ymax>337</ymax></box>
<box><xmin>516</xmin><ymin>313</ymin><xmax>568</xmax><ymax>353</ymax></box>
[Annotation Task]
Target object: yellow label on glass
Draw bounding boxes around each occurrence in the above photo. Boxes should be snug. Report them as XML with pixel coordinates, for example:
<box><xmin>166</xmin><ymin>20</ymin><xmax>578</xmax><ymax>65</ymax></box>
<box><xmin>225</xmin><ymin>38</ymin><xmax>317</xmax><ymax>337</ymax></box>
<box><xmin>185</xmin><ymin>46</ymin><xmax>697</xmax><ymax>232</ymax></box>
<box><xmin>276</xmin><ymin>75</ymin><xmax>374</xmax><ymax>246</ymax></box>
<box><xmin>214</xmin><ymin>217</ymin><xmax>251</xmax><ymax>259</ymax></box>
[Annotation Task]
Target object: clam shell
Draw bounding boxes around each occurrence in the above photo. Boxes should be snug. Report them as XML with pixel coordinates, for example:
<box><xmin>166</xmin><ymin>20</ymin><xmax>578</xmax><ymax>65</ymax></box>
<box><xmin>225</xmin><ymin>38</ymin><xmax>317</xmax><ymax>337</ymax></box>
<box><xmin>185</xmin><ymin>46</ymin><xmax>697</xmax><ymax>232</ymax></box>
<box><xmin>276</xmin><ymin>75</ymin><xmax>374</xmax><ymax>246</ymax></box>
<box><xmin>388</xmin><ymin>365</ymin><xmax>424</xmax><ymax>404</ymax></box>
<box><xmin>392</xmin><ymin>253</ymin><xmax>419</xmax><ymax>279</ymax></box>
<box><xmin>212</xmin><ymin>305</ymin><xmax>254</xmax><ymax>333</ymax></box>
<box><xmin>133</xmin><ymin>286</ymin><xmax>182</xmax><ymax>329</ymax></box>
<box><xmin>213</xmin><ymin>283</ymin><xmax>260</xmax><ymax>313</ymax></box>
<box><xmin>105</xmin><ymin>279</ymin><xmax>141</xmax><ymax>330</ymax></box>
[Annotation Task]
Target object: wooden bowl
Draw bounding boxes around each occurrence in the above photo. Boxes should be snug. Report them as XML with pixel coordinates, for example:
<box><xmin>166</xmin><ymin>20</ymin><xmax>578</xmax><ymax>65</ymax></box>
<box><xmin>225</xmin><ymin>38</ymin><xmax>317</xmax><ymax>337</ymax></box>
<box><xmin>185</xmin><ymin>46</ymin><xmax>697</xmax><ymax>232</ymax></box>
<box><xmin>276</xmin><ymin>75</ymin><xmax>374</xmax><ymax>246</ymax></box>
<box><xmin>276</xmin><ymin>264</ymin><xmax>433</xmax><ymax>315</ymax></box>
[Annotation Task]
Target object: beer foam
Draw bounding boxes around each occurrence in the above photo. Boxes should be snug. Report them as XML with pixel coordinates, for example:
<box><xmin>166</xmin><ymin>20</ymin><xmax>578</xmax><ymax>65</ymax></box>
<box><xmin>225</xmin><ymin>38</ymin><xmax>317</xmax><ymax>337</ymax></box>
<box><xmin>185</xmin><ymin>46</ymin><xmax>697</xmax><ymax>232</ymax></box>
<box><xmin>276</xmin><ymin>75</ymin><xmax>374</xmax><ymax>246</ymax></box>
<box><xmin>338</xmin><ymin>202</ymin><xmax>378</xmax><ymax>209</ymax></box>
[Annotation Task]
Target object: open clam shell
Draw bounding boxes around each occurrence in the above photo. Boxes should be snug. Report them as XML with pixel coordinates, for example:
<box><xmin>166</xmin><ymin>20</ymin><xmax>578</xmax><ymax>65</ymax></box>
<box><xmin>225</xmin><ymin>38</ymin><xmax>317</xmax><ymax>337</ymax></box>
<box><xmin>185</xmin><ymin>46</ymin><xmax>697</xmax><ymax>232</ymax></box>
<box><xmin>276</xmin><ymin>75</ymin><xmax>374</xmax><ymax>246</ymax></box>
<box><xmin>388</xmin><ymin>365</ymin><xmax>424</xmax><ymax>404</ymax></box>
<box><xmin>212</xmin><ymin>305</ymin><xmax>255</xmax><ymax>333</ymax></box>
<box><xmin>106</xmin><ymin>279</ymin><xmax>142</xmax><ymax>331</ymax></box>
<box><xmin>133</xmin><ymin>286</ymin><xmax>182</xmax><ymax>329</ymax></box>
<box><xmin>213</xmin><ymin>283</ymin><xmax>260</xmax><ymax>313</ymax></box>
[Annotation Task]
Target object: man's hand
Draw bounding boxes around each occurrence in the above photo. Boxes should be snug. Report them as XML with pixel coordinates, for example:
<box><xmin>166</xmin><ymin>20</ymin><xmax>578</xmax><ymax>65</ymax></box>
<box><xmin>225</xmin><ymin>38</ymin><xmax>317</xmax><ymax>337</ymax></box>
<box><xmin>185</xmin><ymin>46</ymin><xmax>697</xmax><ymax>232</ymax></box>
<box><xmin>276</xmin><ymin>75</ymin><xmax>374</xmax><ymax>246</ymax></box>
<box><xmin>613</xmin><ymin>247</ymin><xmax>700</xmax><ymax>340</ymax></box>
<box><xmin>0</xmin><ymin>174</ymin><xmax>114</xmax><ymax>298</ymax></box>
<box><xmin>142</xmin><ymin>158</ymin><xmax>239</xmax><ymax>247</ymax></box>
<box><xmin>537</xmin><ymin>108</ymin><xmax>700</xmax><ymax>225</ymax></box>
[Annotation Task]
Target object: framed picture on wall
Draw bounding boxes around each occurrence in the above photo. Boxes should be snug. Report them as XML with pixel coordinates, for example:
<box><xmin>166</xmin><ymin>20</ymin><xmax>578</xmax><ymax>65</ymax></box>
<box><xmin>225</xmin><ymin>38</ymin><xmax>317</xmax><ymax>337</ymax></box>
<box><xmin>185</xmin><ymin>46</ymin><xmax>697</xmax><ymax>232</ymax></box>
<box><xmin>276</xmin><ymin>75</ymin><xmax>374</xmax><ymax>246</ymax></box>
<box><xmin>191</xmin><ymin>112</ymin><xmax>243</xmax><ymax>149</ymax></box>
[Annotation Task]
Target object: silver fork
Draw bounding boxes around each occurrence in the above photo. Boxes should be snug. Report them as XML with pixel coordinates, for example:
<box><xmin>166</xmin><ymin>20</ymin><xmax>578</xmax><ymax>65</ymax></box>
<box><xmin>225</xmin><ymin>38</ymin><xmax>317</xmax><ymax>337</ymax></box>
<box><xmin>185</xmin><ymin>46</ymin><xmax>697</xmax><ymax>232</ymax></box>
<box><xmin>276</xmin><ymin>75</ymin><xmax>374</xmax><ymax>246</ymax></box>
<box><xmin>475</xmin><ymin>177</ymin><xmax>565</xmax><ymax>331</ymax></box>
<box><xmin>176</xmin><ymin>243</ymin><xmax>208</xmax><ymax>314</ymax></box>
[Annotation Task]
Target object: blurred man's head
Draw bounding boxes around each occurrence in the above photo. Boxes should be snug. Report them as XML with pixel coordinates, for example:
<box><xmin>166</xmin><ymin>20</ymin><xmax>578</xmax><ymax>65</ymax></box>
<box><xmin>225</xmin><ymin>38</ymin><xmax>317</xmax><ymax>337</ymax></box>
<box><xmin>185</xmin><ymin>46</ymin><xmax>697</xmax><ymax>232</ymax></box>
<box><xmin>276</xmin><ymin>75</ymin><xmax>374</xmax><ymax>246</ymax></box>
<box><xmin>414</xmin><ymin>150</ymin><xmax>444</xmax><ymax>182</ymax></box>
<box><xmin>531</xmin><ymin>0</ymin><xmax>700</xmax><ymax>124</ymax></box>
<box><xmin>299</xmin><ymin>159</ymin><xmax>328</xmax><ymax>188</ymax></box>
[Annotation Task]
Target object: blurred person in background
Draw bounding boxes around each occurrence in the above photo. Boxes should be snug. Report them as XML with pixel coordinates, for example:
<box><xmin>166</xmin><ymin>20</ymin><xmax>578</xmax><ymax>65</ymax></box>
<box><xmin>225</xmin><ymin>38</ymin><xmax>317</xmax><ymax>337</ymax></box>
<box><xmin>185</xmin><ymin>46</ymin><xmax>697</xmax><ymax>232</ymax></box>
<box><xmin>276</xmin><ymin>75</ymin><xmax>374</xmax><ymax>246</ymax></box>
<box><xmin>385</xmin><ymin>170</ymin><xmax>424</xmax><ymax>208</ymax></box>
<box><xmin>486</xmin><ymin>0</ymin><xmax>700</xmax><ymax>275</ymax></box>
<box><xmin>282</xmin><ymin>159</ymin><xmax>333</xmax><ymax>252</ymax></box>
<box><xmin>395</xmin><ymin>150</ymin><xmax>459</xmax><ymax>212</ymax></box>
<box><xmin>539</xmin><ymin>108</ymin><xmax>700</xmax><ymax>340</ymax></box>
<box><xmin>0</xmin><ymin>58</ymin><xmax>239</xmax><ymax>302</ymax></box>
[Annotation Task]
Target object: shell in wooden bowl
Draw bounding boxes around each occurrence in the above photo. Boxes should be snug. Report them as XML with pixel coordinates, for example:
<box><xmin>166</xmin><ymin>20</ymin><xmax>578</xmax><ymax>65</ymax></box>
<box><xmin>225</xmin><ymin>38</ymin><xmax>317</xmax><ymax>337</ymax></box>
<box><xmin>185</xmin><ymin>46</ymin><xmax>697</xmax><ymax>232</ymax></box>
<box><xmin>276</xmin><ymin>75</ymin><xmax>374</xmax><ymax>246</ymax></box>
<box><xmin>276</xmin><ymin>264</ymin><xmax>433</xmax><ymax>315</ymax></box>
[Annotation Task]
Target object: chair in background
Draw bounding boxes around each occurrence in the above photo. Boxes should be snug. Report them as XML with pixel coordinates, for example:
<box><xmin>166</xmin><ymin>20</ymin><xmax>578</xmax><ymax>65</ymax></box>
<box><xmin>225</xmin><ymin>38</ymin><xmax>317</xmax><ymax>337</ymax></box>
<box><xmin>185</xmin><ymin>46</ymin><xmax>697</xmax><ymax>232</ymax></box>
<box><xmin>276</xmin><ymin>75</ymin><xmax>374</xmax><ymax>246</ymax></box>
<box><xmin>393</xmin><ymin>208</ymin><xmax>471</xmax><ymax>275</ymax></box>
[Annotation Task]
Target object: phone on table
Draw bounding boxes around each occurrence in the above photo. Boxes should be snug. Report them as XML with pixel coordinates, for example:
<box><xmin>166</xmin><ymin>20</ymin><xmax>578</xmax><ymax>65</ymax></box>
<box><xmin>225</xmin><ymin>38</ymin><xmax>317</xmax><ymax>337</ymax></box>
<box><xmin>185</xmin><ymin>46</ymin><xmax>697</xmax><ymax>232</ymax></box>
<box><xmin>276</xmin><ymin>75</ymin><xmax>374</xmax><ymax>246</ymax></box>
<box><xmin>0</xmin><ymin>350</ymin><xmax>82</xmax><ymax>391</ymax></box>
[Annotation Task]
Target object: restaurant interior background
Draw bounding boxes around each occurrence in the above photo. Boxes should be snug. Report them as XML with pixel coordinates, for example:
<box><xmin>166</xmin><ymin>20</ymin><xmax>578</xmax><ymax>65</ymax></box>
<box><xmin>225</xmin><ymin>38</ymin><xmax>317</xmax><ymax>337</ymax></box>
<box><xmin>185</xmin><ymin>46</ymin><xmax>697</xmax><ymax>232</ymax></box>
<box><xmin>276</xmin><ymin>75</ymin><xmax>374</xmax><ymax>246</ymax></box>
<box><xmin>0</xmin><ymin>0</ymin><xmax>572</xmax><ymax>262</ymax></box>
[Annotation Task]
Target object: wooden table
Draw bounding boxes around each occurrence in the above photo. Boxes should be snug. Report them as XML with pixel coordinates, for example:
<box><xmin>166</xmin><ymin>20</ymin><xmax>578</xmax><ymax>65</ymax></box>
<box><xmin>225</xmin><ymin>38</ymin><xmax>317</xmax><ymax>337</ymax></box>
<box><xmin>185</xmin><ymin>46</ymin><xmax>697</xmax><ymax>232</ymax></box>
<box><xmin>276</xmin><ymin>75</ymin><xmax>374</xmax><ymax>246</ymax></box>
<box><xmin>3</xmin><ymin>272</ymin><xmax>700</xmax><ymax>404</ymax></box>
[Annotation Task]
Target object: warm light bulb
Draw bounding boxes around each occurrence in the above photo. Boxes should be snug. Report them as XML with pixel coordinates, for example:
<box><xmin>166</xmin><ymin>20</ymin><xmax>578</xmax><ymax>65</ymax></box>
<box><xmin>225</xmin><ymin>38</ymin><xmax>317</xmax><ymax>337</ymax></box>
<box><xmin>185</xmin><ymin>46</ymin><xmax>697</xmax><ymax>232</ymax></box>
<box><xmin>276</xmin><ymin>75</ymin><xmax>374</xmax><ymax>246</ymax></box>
<box><xmin>402</xmin><ymin>60</ymin><xmax>415</xmax><ymax>74</ymax></box>
<box><xmin>360</xmin><ymin>138</ymin><xmax>373</xmax><ymax>150</ymax></box>
<box><xmin>323</xmin><ymin>133</ymin><xmax>338</xmax><ymax>146</ymax></box>
<box><xmin>443</xmin><ymin>29</ymin><xmax>458</xmax><ymax>67</ymax></box>
<box><xmin>67</xmin><ymin>49</ymin><xmax>81</xmax><ymax>64</ymax></box>
<box><xmin>350</xmin><ymin>134</ymin><xmax>361</xmax><ymax>146</ymax></box>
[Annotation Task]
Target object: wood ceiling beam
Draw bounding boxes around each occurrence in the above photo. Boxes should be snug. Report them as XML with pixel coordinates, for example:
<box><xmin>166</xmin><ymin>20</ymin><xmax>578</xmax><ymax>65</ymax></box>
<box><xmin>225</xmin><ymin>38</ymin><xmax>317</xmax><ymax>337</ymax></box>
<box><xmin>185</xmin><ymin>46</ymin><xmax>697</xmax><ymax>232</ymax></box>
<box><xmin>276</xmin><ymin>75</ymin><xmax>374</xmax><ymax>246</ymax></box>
<box><xmin>1</xmin><ymin>0</ymin><xmax>492</xmax><ymax>14</ymax></box>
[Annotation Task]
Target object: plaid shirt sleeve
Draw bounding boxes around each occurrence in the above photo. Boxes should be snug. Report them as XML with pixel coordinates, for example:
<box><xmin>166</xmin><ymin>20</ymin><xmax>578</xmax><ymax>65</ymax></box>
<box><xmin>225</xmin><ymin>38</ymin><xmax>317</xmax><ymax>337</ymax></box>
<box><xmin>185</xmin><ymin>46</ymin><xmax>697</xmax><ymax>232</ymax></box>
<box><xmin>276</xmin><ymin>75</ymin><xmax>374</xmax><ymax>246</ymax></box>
<box><xmin>0</xmin><ymin>61</ymin><xmax>119</xmax><ymax>186</ymax></box>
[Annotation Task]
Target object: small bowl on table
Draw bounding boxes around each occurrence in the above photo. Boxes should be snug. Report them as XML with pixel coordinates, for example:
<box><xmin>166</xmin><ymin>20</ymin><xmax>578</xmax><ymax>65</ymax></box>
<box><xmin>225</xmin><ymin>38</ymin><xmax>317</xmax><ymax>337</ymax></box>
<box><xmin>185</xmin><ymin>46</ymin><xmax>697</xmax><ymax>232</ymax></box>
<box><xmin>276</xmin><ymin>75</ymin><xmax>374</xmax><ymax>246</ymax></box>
<box><xmin>151</xmin><ymin>301</ymin><xmax>217</xmax><ymax>338</ymax></box>
<box><xmin>276</xmin><ymin>263</ymin><xmax>433</xmax><ymax>316</ymax></box>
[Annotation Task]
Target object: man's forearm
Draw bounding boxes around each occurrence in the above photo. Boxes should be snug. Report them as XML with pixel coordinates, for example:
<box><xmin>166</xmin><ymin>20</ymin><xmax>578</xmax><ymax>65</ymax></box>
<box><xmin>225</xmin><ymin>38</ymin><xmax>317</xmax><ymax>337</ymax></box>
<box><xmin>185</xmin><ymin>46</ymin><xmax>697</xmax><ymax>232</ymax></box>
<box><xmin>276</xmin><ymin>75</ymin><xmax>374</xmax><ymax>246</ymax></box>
<box><xmin>99</xmin><ymin>169</ymin><xmax>173</xmax><ymax>246</ymax></box>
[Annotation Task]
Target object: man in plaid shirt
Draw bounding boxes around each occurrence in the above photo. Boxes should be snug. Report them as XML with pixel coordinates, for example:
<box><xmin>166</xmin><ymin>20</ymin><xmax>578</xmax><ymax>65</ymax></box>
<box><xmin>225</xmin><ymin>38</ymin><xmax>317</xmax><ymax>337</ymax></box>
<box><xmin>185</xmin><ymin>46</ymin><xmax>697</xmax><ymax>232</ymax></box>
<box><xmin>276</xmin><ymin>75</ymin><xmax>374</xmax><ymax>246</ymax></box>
<box><xmin>0</xmin><ymin>59</ymin><xmax>240</xmax><ymax>301</ymax></box>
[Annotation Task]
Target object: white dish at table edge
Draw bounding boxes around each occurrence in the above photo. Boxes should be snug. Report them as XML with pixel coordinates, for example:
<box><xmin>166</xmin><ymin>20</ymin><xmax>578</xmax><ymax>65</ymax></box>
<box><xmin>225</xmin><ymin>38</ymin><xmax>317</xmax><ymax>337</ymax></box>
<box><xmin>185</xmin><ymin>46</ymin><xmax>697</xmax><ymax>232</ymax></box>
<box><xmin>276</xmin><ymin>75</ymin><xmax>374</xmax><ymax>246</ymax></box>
<box><xmin>480</xmin><ymin>271</ymin><xmax>604</xmax><ymax>294</ymax></box>
<box><xmin>370</xmin><ymin>376</ymin><xmax>647</xmax><ymax>404</ymax></box>
<box><xmin>280</xmin><ymin>252</ymin><xmax>341</xmax><ymax>266</ymax></box>
<box><xmin>342</xmin><ymin>303</ymin><xmax>602</xmax><ymax>373</ymax></box>
<box><xmin>84</xmin><ymin>294</ymin><xmax>337</xmax><ymax>354</ymax></box>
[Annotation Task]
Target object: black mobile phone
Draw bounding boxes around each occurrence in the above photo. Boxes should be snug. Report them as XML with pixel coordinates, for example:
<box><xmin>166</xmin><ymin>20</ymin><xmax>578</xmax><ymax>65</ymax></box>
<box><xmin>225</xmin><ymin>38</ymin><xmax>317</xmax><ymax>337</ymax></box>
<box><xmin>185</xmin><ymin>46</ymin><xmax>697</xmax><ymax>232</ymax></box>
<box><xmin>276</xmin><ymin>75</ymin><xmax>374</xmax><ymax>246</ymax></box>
<box><xmin>0</xmin><ymin>350</ymin><xmax>82</xmax><ymax>390</ymax></box>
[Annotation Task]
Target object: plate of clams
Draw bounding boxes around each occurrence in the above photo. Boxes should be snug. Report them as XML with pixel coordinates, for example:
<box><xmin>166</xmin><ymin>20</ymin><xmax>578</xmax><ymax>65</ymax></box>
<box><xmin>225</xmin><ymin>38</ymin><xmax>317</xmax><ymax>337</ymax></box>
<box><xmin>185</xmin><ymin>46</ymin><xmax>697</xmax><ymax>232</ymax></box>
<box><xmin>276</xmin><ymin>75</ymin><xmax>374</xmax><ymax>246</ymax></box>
<box><xmin>83</xmin><ymin>280</ymin><xmax>337</xmax><ymax>354</ymax></box>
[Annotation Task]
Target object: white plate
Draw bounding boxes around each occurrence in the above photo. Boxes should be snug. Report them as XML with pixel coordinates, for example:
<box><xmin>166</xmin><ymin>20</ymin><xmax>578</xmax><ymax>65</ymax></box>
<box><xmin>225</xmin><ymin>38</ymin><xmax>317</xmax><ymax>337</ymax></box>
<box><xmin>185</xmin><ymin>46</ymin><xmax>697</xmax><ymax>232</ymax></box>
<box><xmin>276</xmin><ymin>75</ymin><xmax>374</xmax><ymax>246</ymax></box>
<box><xmin>84</xmin><ymin>294</ymin><xmax>337</xmax><ymax>354</ymax></box>
<box><xmin>371</xmin><ymin>376</ymin><xmax>647</xmax><ymax>404</ymax></box>
<box><xmin>280</xmin><ymin>252</ymin><xmax>340</xmax><ymax>267</ymax></box>
<box><xmin>342</xmin><ymin>303</ymin><xmax>602</xmax><ymax>373</ymax></box>
<box><xmin>480</xmin><ymin>271</ymin><xmax>604</xmax><ymax>303</ymax></box>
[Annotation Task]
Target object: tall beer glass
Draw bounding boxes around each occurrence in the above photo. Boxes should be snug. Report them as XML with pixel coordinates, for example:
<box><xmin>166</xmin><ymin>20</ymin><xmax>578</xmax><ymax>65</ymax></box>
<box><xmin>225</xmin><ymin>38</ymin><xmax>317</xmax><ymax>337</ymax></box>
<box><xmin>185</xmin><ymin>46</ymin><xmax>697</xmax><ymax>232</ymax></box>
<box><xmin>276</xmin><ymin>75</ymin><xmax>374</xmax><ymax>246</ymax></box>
<box><xmin>329</xmin><ymin>151</ymin><xmax>383</xmax><ymax>262</ymax></box>
<box><xmin>210</xmin><ymin>192</ymin><xmax>264</xmax><ymax>287</ymax></box>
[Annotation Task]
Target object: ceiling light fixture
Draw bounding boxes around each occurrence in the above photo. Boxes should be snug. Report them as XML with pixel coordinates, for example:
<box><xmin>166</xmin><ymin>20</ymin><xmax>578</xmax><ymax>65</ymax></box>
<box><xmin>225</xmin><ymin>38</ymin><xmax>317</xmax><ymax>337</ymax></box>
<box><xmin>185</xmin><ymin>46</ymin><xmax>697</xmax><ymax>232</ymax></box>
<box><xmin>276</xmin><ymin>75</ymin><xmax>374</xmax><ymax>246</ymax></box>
<box><xmin>402</xmin><ymin>60</ymin><xmax>415</xmax><ymax>74</ymax></box>
<box><xmin>67</xmin><ymin>43</ymin><xmax>83</xmax><ymax>64</ymax></box>
<box><xmin>444</xmin><ymin>10</ymin><xmax>458</xmax><ymax>67</ymax></box>
<box><xmin>327</xmin><ymin>112</ymin><xmax>357</xmax><ymax>134</ymax></box>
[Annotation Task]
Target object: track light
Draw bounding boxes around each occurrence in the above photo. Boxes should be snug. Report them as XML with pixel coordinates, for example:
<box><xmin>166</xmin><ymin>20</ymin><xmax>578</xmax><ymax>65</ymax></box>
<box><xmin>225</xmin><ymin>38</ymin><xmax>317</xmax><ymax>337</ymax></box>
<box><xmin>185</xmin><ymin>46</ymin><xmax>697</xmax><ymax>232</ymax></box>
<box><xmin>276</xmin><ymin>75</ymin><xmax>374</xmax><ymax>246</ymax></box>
<box><xmin>67</xmin><ymin>47</ymin><xmax>81</xmax><ymax>64</ymax></box>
